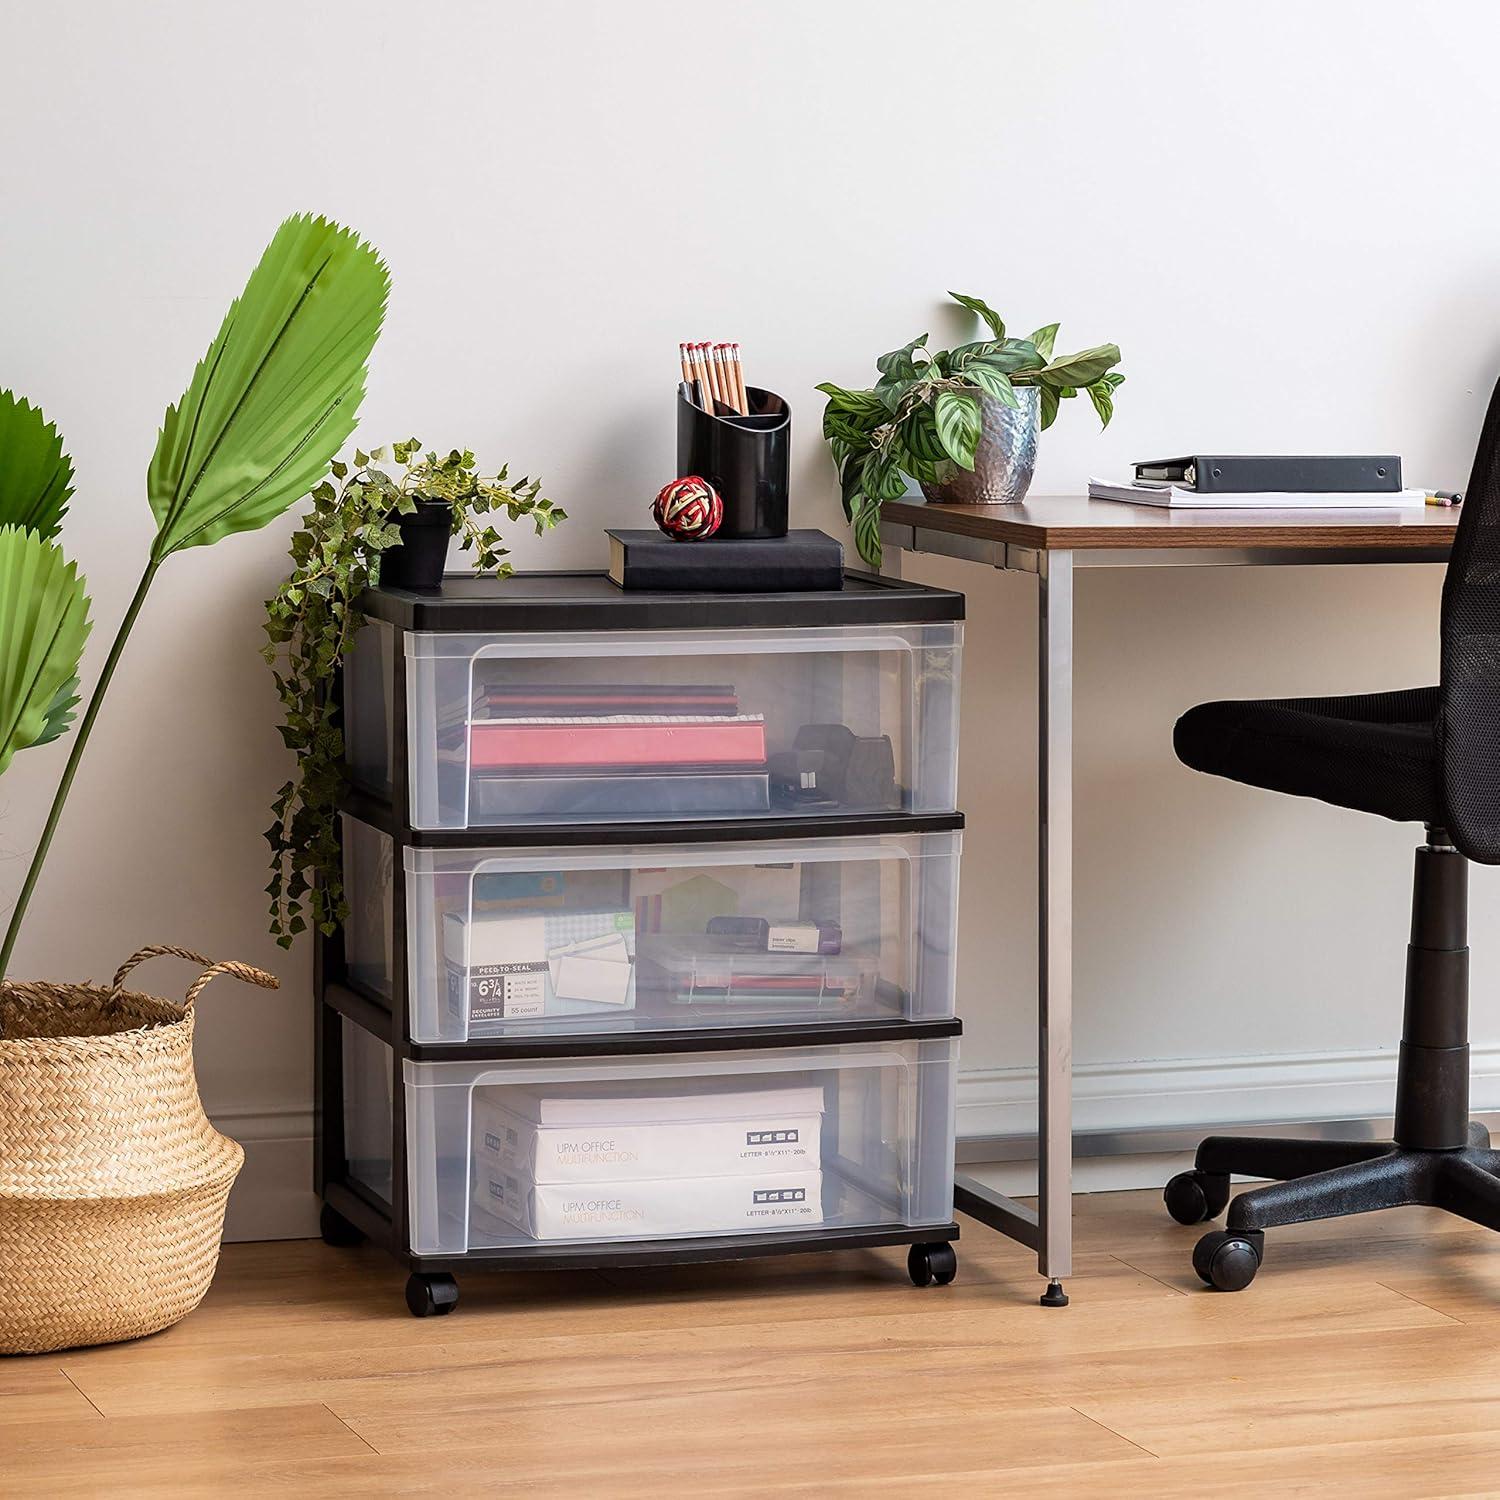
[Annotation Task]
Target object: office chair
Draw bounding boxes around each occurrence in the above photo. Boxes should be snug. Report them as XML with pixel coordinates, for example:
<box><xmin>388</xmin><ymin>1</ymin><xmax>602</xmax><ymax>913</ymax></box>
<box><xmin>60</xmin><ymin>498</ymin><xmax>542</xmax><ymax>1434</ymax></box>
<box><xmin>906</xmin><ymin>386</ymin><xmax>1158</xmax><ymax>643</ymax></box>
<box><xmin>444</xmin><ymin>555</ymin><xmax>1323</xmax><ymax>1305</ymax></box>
<box><xmin>1164</xmin><ymin>388</ymin><xmax>1500</xmax><ymax>1291</ymax></box>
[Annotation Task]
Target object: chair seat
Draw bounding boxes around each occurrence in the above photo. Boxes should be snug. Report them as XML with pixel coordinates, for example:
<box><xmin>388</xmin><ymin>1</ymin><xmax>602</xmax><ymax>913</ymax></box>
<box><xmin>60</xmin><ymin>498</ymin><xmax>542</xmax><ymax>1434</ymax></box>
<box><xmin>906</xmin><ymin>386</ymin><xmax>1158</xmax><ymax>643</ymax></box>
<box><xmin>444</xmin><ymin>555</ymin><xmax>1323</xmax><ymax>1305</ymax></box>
<box><xmin>1173</xmin><ymin>686</ymin><xmax>1442</xmax><ymax>824</ymax></box>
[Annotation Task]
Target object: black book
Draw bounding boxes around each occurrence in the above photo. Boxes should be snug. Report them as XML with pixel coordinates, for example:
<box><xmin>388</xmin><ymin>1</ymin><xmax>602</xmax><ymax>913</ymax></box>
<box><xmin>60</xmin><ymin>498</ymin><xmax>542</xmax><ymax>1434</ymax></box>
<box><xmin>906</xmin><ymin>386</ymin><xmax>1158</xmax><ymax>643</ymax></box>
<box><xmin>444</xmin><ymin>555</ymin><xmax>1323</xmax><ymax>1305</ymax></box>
<box><xmin>607</xmin><ymin>529</ymin><xmax>844</xmax><ymax>592</ymax></box>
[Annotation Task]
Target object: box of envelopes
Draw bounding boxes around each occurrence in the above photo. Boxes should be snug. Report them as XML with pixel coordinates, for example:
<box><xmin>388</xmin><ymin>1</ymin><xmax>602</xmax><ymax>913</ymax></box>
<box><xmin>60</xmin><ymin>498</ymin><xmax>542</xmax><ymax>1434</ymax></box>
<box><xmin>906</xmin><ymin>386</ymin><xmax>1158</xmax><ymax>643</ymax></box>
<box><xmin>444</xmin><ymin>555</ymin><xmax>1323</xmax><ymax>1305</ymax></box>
<box><xmin>473</xmin><ymin>1166</ymin><xmax>824</xmax><ymax>1240</ymax></box>
<box><xmin>471</xmin><ymin>1084</ymin><xmax>825</xmax><ymax>1183</ymax></box>
<box><xmin>443</xmin><ymin>908</ymin><xmax>635</xmax><ymax>1028</ymax></box>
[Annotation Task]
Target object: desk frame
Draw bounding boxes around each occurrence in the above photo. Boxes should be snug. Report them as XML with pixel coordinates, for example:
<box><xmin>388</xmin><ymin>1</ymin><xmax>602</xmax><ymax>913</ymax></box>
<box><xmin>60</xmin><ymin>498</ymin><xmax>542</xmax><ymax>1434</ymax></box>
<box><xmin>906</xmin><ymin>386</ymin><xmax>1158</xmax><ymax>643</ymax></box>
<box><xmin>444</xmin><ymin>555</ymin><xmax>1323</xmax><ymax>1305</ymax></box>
<box><xmin>881</xmin><ymin>517</ymin><xmax>1454</xmax><ymax>1302</ymax></box>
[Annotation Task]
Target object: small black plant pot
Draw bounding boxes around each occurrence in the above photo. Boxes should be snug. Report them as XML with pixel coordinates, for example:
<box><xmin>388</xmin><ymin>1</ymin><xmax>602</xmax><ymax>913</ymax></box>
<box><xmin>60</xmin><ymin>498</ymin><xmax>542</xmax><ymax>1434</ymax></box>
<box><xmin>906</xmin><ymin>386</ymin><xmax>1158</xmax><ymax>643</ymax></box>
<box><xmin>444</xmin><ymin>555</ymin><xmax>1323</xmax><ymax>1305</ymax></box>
<box><xmin>381</xmin><ymin>501</ymin><xmax>452</xmax><ymax>590</ymax></box>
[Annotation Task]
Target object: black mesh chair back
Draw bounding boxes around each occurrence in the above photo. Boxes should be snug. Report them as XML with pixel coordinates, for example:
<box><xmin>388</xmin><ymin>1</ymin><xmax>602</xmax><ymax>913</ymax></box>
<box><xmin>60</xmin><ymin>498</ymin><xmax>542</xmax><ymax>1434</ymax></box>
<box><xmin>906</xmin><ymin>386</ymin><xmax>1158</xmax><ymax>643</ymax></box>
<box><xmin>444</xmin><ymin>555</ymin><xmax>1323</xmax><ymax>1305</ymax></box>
<box><xmin>1441</xmin><ymin>376</ymin><xmax>1500</xmax><ymax>863</ymax></box>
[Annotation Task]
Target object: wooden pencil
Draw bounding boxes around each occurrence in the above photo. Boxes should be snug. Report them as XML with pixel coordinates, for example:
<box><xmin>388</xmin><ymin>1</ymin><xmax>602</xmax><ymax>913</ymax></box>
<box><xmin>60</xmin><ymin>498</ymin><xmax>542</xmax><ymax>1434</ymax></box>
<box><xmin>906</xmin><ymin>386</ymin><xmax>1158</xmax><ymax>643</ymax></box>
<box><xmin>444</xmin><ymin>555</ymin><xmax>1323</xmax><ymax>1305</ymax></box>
<box><xmin>679</xmin><ymin>343</ymin><xmax>694</xmax><ymax>390</ymax></box>
<box><xmin>731</xmin><ymin>343</ymin><xmax>749</xmax><ymax>414</ymax></box>
<box><xmin>712</xmin><ymin>345</ymin><xmax>733</xmax><ymax>412</ymax></box>
<box><xmin>708</xmin><ymin>344</ymin><xmax>723</xmax><ymax>410</ymax></box>
<box><xmin>690</xmin><ymin>343</ymin><xmax>712</xmax><ymax>410</ymax></box>
<box><xmin>716</xmin><ymin>344</ymin><xmax>740</xmax><ymax>414</ymax></box>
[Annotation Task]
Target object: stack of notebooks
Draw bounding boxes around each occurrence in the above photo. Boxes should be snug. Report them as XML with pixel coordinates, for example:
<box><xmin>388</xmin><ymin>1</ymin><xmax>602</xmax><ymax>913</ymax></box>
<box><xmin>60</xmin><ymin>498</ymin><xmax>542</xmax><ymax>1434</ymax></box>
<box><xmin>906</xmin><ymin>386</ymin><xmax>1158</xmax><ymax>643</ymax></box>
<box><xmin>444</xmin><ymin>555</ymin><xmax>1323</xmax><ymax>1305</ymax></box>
<box><xmin>470</xmin><ymin>1085</ymin><xmax>826</xmax><ymax>1240</ymax></box>
<box><xmin>466</xmin><ymin>682</ymin><xmax>771</xmax><ymax>819</ymax></box>
<box><xmin>1088</xmin><ymin>454</ymin><xmax>1428</xmax><ymax>509</ymax></box>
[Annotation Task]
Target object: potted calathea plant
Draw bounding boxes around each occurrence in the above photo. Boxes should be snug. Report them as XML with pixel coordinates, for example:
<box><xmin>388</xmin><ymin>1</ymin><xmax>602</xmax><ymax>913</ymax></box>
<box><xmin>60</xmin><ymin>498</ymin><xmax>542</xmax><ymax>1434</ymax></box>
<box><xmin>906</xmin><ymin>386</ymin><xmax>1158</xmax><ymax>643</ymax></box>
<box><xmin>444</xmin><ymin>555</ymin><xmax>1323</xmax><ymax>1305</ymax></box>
<box><xmin>0</xmin><ymin>214</ymin><xmax>388</xmax><ymax>1352</ymax></box>
<box><xmin>818</xmin><ymin>291</ymin><xmax>1123</xmax><ymax>566</ymax></box>
<box><xmin>263</xmin><ymin>442</ymin><xmax>562</xmax><ymax>945</ymax></box>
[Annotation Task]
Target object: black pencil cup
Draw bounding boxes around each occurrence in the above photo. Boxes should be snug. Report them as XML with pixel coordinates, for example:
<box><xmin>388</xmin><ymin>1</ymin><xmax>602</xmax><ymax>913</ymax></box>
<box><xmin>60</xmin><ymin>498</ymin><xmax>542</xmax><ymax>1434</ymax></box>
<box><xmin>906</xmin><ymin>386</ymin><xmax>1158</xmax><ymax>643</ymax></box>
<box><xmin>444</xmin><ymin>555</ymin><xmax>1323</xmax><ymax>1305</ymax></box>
<box><xmin>676</xmin><ymin>384</ymin><xmax>791</xmax><ymax>539</ymax></box>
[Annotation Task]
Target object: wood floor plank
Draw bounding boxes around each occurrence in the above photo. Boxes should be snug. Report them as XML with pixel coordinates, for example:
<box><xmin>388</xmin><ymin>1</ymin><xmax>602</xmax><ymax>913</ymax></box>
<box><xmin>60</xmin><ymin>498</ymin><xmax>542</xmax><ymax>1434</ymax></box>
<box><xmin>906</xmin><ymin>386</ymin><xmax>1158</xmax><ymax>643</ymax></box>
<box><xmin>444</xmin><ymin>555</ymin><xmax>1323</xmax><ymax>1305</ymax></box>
<box><xmin>14</xmin><ymin>1187</ymin><xmax>1500</xmax><ymax>1497</ymax></box>
<box><xmin>0</xmin><ymin>1403</ymin><xmax>369</xmax><ymax>1497</ymax></box>
<box><xmin>0</xmin><ymin>1363</ymin><xmax>100</xmax><ymax>1428</ymax></box>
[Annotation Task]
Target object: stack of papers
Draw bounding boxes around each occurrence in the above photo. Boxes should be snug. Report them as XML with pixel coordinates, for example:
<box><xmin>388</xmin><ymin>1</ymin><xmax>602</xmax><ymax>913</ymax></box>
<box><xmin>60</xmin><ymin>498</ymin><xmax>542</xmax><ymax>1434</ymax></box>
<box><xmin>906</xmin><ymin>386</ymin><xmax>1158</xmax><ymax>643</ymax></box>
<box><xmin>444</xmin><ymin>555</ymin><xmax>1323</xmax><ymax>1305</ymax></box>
<box><xmin>471</xmin><ymin>1084</ymin><xmax>827</xmax><ymax>1240</ymax></box>
<box><xmin>1088</xmin><ymin>478</ymin><xmax>1429</xmax><ymax>509</ymax></box>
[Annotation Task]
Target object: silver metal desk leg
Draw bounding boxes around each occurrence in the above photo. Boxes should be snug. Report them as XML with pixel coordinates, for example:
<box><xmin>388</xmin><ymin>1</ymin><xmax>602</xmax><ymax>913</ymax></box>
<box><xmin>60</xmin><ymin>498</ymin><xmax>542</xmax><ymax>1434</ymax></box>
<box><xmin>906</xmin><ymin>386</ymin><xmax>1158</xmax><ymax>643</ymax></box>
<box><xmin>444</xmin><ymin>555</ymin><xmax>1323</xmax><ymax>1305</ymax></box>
<box><xmin>1037</xmin><ymin>549</ymin><xmax>1074</xmax><ymax>1305</ymax></box>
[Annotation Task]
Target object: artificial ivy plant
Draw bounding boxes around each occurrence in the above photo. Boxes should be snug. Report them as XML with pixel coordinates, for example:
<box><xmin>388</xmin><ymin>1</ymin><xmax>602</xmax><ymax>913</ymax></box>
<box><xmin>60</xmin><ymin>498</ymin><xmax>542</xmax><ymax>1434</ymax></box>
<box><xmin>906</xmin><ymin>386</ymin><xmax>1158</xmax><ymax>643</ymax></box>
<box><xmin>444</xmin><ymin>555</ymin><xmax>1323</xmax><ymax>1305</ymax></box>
<box><xmin>0</xmin><ymin>214</ymin><xmax>389</xmax><ymax>979</ymax></box>
<box><xmin>262</xmin><ymin>443</ymin><xmax>562</xmax><ymax>946</ymax></box>
<box><xmin>818</xmin><ymin>291</ymin><xmax>1123</xmax><ymax>566</ymax></box>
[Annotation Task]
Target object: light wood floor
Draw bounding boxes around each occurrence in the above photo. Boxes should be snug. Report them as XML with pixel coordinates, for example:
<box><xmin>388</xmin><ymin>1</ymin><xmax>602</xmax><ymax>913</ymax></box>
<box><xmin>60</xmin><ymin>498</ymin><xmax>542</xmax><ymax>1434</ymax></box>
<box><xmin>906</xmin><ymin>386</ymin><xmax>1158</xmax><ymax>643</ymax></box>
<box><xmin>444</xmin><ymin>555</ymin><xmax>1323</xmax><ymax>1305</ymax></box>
<box><xmin>6</xmin><ymin>1187</ymin><xmax>1500</xmax><ymax>1497</ymax></box>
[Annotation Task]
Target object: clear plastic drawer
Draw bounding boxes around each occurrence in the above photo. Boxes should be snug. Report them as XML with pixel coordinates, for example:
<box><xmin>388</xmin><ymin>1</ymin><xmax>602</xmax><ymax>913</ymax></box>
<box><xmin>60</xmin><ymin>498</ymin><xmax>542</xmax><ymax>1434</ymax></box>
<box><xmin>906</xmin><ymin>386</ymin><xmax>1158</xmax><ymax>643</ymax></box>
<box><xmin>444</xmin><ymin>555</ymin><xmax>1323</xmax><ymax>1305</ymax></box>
<box><xmin>340</xmin><ymin>817</ymin><xmax>961</xmax><ymax>1043</ymax></box>
<box><xmin>401</xmin><ymin>1038</ymin><xmax>958</xmax><ymax>1255</ymax></box>
<box><xmin>345</xmin><ymin>620</ymin><xmax>961</xmax><ymax>829</ymax></box>
<box><xmin>341</xmin><ymin>1017</ymin><xmax>393</xmax><ymax>1204</ymax></box>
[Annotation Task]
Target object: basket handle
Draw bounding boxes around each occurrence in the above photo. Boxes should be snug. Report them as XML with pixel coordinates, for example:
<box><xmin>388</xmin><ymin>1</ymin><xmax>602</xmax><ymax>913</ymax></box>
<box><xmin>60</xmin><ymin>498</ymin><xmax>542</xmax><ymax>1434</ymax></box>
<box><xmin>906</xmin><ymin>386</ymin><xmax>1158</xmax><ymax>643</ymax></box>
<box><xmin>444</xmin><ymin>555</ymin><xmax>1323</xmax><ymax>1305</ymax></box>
<box><xmin>111</xmin><ymin>943</ymin><xmax>280</xmax><ymax>1011</ymax></box>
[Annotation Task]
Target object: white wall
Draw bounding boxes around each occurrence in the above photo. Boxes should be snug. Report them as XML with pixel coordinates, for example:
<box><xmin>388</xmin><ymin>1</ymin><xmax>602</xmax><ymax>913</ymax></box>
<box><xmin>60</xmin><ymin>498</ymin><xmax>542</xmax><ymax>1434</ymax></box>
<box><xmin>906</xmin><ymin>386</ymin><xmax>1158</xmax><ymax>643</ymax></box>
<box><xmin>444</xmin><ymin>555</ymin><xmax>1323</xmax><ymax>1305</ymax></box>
<box><xmin>4</xmin><ymin>0</ymin><xmax>1500</xmax><ymax>1234</ymax></box>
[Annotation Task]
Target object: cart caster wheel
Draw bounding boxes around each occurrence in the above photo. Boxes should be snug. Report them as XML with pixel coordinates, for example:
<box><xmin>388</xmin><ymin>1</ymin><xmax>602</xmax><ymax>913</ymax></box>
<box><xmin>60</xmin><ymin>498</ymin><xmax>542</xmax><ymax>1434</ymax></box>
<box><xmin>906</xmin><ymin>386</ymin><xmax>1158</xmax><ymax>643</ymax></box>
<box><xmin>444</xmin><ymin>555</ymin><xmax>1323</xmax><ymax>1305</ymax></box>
<box><xmin>405</xmin><ymin>1273</ymin><xmax>459</xmax><ymax>1317</ymax></box>
<box><xmin>1164</xmin><ymin>1168</ymin><xmax>1231</xmax><ymax>1225</ymax></box>
<box><xmin>319</xmin><ymin>1203</ymin><xmax>365</xmax><ymax>1248</ymax></box>
<box><xmin>907</xmin><ymin>1242</ymin><xmax>957</xmax><ymax>1287</ymax></box>
<box><xmin>1193</xmin><ymin>1229</ymin><xmax>1263</xmax><ymax>1291</ymax></box>
<box><xmin>1040</xmin><ymin>1280</ymin><xmax>1069</xmax><ymax>1308</ymax></box>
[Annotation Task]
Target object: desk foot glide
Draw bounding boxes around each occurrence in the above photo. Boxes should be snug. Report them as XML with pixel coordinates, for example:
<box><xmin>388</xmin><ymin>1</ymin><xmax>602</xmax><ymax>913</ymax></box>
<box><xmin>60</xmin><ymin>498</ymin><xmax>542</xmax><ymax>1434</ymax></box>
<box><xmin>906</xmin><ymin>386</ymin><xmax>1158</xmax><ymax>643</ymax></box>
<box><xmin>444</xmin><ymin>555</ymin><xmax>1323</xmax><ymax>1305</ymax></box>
<box><xmin>1039</xmin><ymin>1279</ymin><xmax>1069</xmax><ymax>1308</ymax></box>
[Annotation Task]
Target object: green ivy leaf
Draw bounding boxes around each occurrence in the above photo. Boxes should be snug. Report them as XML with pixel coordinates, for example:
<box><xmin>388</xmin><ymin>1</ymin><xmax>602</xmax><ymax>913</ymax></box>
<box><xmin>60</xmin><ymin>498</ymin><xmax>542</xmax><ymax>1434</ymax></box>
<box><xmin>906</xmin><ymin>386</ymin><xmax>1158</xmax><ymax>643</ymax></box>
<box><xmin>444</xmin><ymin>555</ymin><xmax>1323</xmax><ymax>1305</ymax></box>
<box><xmin>933</xmin><ymin>391</ymin><xmax>982</xmax><ymax>470</ymax></box>
<box><xmin>948</xmin><ymin>291</ymin><xmax>1005</xmax><ymax>339</ymax></box>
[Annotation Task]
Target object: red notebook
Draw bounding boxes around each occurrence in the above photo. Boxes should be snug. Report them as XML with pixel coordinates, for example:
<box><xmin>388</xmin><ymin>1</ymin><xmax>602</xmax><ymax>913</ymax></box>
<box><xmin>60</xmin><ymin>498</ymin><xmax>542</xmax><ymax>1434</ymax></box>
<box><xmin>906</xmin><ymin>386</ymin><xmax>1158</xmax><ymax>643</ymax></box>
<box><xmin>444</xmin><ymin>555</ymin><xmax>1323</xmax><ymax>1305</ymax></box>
<box><xmin>469</xmin><ymin>715</ymin><xmax>767</xmax><ymax>770</ymax></box>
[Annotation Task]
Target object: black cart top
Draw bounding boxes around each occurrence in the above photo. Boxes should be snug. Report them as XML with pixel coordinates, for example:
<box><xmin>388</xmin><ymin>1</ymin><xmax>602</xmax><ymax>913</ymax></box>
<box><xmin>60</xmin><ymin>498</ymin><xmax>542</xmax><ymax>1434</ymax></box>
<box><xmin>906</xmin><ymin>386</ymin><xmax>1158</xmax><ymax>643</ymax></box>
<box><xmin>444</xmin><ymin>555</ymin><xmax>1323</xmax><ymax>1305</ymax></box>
<box><xmin>358</xmin><ymin>570</ymin><xmax>964</xmax><ymax>632</ymax></box>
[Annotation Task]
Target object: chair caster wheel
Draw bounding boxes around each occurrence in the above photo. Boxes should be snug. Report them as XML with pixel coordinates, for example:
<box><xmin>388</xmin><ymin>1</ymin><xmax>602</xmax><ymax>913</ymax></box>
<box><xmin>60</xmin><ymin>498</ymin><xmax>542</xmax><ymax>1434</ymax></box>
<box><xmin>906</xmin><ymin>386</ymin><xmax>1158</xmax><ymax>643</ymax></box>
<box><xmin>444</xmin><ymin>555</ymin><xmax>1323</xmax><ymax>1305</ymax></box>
<box><xmin>319</xmin><ymin>1203</ymin><xmax>365</xmax><ymax>1247</ymax></box>
<box><xmin>1164</xmin><ymin>1169</ymin><xmax>1231</xmax><ymax>1225</ymax></box>
<box><xmin>405</xmin><ymin>1273</ymin><xmax>459</xmax><ymax>1317</ymax></box>
<box><xmin>1470</xmin><ymin>1120</ymin><xmax>1492</xmax><ymax>1150</ymax></box>
<box><xmin>907</xmin><ymin>1242</ymin><xmax>957</xmax><ymax>1287</ymax></box>
<box><xmin>1193</xmin><ymin>1229</ymin><xmax>1264</xmax><ymax>1291</ymax></box>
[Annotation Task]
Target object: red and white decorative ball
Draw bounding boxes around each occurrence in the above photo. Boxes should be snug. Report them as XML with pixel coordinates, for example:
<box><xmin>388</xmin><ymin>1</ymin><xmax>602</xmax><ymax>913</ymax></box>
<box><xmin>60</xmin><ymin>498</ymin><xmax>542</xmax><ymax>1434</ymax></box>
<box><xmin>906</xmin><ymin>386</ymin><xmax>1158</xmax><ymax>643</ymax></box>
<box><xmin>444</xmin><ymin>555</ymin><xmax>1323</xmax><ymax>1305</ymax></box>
<box><xmin>652</xmin><ymin>475</ymin><xmax>722</xmax><ymax>541</ymax></box>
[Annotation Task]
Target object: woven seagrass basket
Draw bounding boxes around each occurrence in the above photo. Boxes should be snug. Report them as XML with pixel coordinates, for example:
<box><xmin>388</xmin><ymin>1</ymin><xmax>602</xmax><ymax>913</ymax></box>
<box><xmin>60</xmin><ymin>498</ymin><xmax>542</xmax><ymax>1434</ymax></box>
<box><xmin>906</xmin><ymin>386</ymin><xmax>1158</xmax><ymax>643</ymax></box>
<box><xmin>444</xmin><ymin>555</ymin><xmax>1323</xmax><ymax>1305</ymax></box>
<box><xmin>0</xmin><ymin>944</ymin><xmax>278</xmax><ymax>1355</ymax></box>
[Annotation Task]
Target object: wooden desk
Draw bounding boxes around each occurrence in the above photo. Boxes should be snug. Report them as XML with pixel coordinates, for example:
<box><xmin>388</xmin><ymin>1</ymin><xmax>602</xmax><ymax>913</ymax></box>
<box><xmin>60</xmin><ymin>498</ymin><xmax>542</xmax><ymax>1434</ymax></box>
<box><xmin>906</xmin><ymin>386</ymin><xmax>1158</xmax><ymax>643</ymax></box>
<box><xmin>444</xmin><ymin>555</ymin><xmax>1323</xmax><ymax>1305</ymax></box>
<box><xmin>880</xmin><ymin>496</ymin><xmax>1459</xmax><ymax>1306</ymax></box>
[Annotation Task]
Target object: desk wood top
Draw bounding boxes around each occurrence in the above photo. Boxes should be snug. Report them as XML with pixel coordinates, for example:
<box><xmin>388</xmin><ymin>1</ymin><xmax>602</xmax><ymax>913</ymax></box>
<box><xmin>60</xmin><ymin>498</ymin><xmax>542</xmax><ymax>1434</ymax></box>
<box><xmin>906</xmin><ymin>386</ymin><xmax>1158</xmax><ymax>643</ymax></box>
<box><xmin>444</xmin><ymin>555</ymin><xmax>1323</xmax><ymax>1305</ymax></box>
<box><xmin>880</xmin><ymin>494</ymin><xmax>1460</xmax><ymax>552</ymax></box>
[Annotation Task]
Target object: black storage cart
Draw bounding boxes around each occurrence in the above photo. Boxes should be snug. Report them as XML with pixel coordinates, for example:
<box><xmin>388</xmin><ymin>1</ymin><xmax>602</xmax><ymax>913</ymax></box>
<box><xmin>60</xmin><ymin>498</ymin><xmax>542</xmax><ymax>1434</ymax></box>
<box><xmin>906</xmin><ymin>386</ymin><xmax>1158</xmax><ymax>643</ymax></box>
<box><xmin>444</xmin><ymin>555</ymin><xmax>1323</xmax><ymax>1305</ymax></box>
<box><xmin>316</xmin><ymin>572</ymin><xmax>966</xmax><ymax>1315</ymax></box>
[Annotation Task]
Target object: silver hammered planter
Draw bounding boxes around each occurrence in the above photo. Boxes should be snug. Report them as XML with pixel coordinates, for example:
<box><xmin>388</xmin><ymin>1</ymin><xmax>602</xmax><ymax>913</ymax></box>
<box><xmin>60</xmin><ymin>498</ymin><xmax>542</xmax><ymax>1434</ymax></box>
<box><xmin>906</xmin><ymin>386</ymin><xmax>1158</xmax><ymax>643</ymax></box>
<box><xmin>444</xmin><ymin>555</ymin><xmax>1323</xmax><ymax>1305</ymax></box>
<box><xmin>920</xmin><ymin>385</ymin><xmax>1040</xmax><ymax>504</ymax></box>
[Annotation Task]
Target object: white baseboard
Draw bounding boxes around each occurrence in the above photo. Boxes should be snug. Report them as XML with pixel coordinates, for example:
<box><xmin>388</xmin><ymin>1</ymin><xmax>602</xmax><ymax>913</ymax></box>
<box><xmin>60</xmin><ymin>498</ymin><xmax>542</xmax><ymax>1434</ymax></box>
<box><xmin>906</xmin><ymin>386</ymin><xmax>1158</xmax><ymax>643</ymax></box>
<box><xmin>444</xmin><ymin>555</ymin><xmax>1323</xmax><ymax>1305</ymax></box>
<box><xmin>211</xmin><ymin>1044</ymin><xmax>1500</xmax><ymax>1243</ymax></box>
<box><xmin>215</xmin><ymin>1108</ymin><xmax>319</xmax><ymax>1243</ymax></box>
<box><xmin>957</xmin><ymin>1043</ymin><xmax>1500</xmax><ymax>1141</ymax></box>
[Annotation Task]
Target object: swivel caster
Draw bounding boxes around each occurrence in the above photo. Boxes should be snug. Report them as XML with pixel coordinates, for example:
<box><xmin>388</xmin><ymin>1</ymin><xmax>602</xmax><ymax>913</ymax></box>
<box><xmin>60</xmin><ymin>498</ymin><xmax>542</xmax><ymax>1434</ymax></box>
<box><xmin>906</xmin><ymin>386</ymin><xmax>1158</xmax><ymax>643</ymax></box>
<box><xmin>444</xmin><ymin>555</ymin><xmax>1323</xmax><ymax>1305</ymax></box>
<box><xmin>907</xmin><ymin>1242</ymin><xmax>958</xmax><ymax>1287</ymax></box>
<box><xmin>1192</xmin><ymin>1229</ymin><xmax>1264</xmax><ymax>1291</ymax></box>
<box><xmin>405</xmin><ymin>1272</ymin><xmax>459</xmax><ymax>1317</ymax></box>
<box><xmin>319</xmin><ymin>1203</ymin><xmax>365</xmax><ymax>1248</ymax></box>
<box><xmin>1163</xmin><ymin>1169</ymin><xmax>1231</xmax><ymax>1225</ymax></box>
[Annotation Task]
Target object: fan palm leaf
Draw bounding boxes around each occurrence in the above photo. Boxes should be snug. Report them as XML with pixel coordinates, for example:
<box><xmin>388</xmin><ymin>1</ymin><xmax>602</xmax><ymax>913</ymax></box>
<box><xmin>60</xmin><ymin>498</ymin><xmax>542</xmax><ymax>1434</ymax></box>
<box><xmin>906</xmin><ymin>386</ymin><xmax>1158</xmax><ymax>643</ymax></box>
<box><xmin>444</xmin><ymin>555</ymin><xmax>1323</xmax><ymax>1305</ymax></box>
<box><xmin>0</xmin><ymin>213</ymin><xmax>388</xmax><ymax>980</ymax></box>
<box><xmin>0</xmin><ymin>390</ymin><xmax>73</xmax><ymax>541</ymax></box>
<box><xmin>0</xmin><ymin>527</ymin><xmax>90</xmax><ymax>775</ymax></box>
<box><xmin>147</xmin><ymin>213</ymin><xmax>390</xmax><ymax>562</ymax></box>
